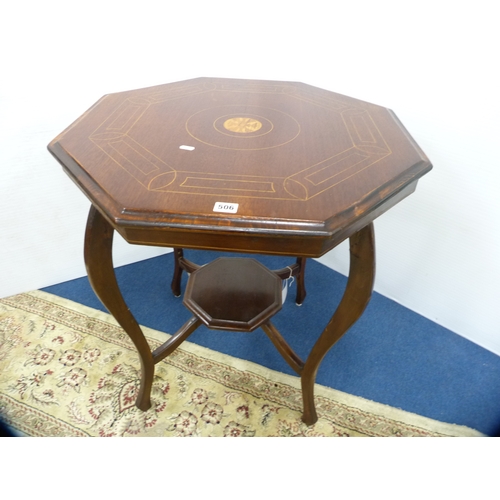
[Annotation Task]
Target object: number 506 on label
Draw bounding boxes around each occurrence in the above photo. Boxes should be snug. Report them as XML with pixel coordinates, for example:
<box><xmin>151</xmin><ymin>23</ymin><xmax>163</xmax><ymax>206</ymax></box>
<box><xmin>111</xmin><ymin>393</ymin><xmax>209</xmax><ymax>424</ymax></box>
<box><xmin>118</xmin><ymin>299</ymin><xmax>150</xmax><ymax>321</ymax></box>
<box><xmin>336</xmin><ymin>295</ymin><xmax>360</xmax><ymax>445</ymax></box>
<box><xmin>213</xmin><ymin>202</ymin><xmax>239</xmax><ymax>214</ymax></box>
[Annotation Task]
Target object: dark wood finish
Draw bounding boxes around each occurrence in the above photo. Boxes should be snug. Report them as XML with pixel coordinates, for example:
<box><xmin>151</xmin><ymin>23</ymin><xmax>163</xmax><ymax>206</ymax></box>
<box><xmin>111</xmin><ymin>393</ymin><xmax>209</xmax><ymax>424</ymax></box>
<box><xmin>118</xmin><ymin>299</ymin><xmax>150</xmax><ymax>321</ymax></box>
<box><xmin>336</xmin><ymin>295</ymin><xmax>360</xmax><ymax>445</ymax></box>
<box><xmin>152</xmin><ymin>316</ymin><xmax>202</xmax><ymax>364</ymax></box>
<box><xmin>48</xmin><ymin>77</ymin><xmax>431</xmax><ymax>256</ymax></box>
<box><xmin>261</xmin><ymin>321</ymin><xmax>305</xmax><ymax>375</ymax></box>
<box><xmin>85</xmin><ymin>205</ymin><xmax>203</xmax><ymax>410</ymax></box>
<box><xmin>49</xmin><ymin>78</ymin><xmax>432</xmax><ymax>425</ymax></box>
<box><xmin>184</xmin><ymin>257</ymin><xmax>282</xmax><ymax>332</ymax></box>
<box><xmin>294</xmin><ymin>257</ymin><xmax>307</xmax><ymax>306</ymax></box>
<box><xmin>171</xmin><ymin>249</ymin><xmax>189</xmax><ymax>296</ymax></box>
<box><xmin>84</xmin><ymin>205</ymin><xmax>155</xmax><ymax>411</ymax></box>
<box><xmin>172</xmin><ymin>249</ymin><xmax>307</xmax><ymax>305</ymax></box>
<box><xmin>302</xmin><ymin>223</ymin><xmax>375</xmax><ymax>424</ymax></box>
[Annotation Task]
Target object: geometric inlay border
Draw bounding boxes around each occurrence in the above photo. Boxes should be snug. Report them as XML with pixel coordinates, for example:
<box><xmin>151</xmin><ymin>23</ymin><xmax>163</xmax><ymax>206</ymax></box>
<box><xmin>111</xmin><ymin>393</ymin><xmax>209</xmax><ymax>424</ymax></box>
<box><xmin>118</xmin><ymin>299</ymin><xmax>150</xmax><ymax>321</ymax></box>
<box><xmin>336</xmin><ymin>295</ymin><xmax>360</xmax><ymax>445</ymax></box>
<box><xmin>89</xmin><ymin>81</ymin><xmax>392</xmax><ymax>201</ymax></box>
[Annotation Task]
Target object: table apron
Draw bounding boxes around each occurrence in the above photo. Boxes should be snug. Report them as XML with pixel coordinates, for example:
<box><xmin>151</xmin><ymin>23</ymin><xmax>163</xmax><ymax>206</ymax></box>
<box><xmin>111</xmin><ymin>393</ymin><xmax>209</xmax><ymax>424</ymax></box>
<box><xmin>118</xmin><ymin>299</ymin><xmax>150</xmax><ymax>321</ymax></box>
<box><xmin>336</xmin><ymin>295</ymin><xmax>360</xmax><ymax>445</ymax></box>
<box><xmin>118</xmin><ymin>226</ymin><xmax>328</xmax><ymax>257</ymax></box>
<box><xmin>113</xmin><ymin>178</ymin><xmax>416</xmax><ymax>257</ymax></box>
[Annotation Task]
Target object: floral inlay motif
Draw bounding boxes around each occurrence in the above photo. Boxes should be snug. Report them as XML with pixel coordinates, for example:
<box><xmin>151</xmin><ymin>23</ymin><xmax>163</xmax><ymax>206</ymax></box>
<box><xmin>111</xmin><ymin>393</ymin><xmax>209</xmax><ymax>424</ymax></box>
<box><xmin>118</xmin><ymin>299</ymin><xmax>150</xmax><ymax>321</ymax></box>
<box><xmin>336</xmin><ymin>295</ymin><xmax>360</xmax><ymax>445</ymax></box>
<box><xmin>223</xmin><ymin>117</ymin><xmax>263</xmax><ymax>134</ymax></box>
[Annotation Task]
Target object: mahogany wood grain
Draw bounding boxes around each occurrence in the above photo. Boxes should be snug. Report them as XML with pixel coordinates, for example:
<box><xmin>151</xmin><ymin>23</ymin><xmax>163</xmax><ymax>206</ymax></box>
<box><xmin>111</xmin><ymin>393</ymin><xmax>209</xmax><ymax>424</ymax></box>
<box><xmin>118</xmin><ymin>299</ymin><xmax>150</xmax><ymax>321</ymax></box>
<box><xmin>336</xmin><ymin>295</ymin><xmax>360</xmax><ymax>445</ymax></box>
<box><xmin>49</xmin><ymin>78</ymin><xmax>432</xmax><ymax>425</ymax></box>
<box><xmin>152</xmin><ymin>317</ymin><xmax>201</xmax><ymax>364</ymax></box>
<box><xmin>183</xmin><ymin>257</ymin><xmax>282</xmax><ymax>332</ymax></box>
<box><xmin>48</xmin><ymin>78</ymin><xmax>431</xmax><ymax>257</ymax></box>
<box><xmin>84</xmin><ymin>205</ymin><xmax>154</xmax><ymax>410</ymax></box>
<box><xmin>172</xmin><ymin>249</ymin><xmax>307</xmax><ymax>305</ymax></box>
<box><xmin>261</xmin><ymin>321</ymin><xmax>305</xmax><ymax>375</ymax></box>
<box><xmin>301</xmin><ymin>223</ymin><xmax>376</xmax><ymax>424</ymax></box>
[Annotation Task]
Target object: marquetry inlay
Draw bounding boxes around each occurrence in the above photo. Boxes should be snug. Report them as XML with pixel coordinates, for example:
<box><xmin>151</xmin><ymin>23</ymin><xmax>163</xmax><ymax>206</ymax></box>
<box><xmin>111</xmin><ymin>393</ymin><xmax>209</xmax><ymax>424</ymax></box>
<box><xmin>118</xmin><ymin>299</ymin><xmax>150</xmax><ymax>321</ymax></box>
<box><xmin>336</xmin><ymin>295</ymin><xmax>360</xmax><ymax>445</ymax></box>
<box><xmin>223</xmin><ymin>117</ymin><xmax>263</xmax><ymax>133</ymax></box>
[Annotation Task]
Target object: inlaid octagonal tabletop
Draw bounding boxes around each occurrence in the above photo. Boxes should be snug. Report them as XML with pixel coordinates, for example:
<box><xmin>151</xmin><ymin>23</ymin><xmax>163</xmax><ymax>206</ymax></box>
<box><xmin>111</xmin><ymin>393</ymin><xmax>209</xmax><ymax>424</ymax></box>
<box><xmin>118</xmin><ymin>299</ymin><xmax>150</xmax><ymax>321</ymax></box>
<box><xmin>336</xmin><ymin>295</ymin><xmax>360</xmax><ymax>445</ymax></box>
<box><xmin>48</xmin><ymin>77</ymin><xmax>432</xmax><ymax>256</ymax></box>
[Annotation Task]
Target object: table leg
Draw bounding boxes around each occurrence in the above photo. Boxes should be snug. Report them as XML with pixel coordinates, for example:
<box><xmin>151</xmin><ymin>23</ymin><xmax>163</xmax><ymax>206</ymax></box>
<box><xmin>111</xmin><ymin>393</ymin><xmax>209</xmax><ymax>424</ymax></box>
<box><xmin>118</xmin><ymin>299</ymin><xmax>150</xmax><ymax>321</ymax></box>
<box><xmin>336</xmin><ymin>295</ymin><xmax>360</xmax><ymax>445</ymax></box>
<box><xmin>170</xmin><ymin>248</ymin><xmax>184</xmax><ymax>297</ymax></box>
<box><xmin>295</xmin><ymin>257</ymin><xmax>307</xmax><ymax>305</ymax></box>
<box><xmin>84</xmin><ymin>205</ymin><xmax>155</xmax><ymax>411</ymax></box>
<box><xmin>301</xmin><ymin>223</ymin><xmax>376</xmax><ymax>425</ymax></box>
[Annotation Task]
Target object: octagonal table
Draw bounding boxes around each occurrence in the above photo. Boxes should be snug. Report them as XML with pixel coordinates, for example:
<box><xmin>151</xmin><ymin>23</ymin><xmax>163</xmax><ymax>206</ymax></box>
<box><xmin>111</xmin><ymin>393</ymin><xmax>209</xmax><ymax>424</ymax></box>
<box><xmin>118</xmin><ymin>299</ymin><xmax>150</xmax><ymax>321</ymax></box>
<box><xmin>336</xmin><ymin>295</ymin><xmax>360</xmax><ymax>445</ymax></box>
<box><xmin>48</xmin><ymin>77</ymin><xmax>432</xmax><ymax>425</ymax></box>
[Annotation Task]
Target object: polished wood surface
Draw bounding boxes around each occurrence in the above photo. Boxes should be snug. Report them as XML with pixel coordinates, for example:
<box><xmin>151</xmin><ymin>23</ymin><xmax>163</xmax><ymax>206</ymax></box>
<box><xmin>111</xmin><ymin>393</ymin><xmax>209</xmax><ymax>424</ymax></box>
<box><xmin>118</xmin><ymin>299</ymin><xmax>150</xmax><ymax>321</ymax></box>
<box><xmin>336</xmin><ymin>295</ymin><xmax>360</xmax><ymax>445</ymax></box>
<box><xmin>84</xmin><ymin>205</ymin><xmax>155</xmax><ymax>410</ymax></box>
<box><xmin>48</xmin><ymin>77</ymin><xmax>431</xmax><ymax>257</ymax></box>
<box><xmin>49</xmin><ymin>78</ymin><xmax>432</xmax><ymax>425</ymax></box>
<box><xmin>302</xmin><ymin>223</ymin><xmax>375</xmax><ymax>424</ymax></box>
<box><xmin>171</xmin><ymin>248</ymin><xmax>307</xmax><ymax>305</ymax></box>
<box><xmin>184</xmin><ymin>257</ymin><xmax>282</xmax><ymax>332</ymax></box>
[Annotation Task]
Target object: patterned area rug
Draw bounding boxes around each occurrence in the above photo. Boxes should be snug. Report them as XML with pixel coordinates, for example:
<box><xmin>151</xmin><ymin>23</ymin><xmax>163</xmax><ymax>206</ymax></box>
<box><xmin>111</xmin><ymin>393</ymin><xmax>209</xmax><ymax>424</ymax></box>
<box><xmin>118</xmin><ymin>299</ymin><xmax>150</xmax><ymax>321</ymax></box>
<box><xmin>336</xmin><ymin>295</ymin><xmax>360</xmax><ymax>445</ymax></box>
<box><xmin>0</xmin><ymin>291</ymin><xmax>483</xmax><ymax>437</ymax></box>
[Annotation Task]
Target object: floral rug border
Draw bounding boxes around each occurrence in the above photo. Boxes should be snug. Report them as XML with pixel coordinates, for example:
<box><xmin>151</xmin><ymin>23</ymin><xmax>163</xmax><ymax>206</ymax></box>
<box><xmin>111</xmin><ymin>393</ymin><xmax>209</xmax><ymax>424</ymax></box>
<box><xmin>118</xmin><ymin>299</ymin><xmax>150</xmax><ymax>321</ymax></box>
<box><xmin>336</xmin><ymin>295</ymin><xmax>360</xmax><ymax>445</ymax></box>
<box><xmin>0</xmin><ymin>291</ymin><xmax>483</xmax><ymax>437</ymax></box>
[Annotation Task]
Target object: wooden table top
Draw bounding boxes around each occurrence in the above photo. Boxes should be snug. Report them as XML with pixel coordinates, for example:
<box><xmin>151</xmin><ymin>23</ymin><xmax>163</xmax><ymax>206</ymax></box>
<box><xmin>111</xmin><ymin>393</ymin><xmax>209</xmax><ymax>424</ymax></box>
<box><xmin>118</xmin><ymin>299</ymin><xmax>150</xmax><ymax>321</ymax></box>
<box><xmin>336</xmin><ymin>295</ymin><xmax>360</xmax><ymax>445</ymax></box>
<box><xmin>48</xmin><ymin>77</ymin><xmax>432</xmax><ymax>256</ymax></box>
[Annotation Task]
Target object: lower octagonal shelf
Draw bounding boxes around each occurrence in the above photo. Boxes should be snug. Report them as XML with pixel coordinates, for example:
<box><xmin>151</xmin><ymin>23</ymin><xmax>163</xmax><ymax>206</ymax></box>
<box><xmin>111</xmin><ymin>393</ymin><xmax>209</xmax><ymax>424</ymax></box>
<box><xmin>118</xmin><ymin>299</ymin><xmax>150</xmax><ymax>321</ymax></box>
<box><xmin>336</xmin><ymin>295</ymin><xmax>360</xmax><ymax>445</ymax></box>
<box><xmin>183</xmin><ymin>257</ymin><xmax>283</xmax><ymax>332</ymax></box>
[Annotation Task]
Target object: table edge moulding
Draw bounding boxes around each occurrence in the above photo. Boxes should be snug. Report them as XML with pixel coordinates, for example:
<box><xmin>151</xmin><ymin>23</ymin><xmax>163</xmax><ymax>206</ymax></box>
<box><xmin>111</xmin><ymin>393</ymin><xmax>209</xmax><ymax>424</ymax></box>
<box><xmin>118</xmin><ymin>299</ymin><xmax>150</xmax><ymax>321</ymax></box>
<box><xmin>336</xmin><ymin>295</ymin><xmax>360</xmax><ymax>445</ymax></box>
<box><xmin>48</xmin><ymin>77</ymin><xmax>432</xmax><ymax>425</ymax></box>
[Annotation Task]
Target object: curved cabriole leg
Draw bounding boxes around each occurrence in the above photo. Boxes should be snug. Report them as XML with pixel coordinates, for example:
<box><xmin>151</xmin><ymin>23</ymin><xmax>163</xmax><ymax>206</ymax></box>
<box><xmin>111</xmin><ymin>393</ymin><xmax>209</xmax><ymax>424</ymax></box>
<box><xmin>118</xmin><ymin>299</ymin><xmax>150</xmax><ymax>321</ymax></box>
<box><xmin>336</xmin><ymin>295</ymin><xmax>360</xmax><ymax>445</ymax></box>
<box><xmin>301</xmin><ymin>223</ymin><xmax>376</xmax><ymax>425</ymax></box>
<box><xmin>84</xmin><ymin>205</ymin><xmax>155</xmax><ymax>411</ymax></box>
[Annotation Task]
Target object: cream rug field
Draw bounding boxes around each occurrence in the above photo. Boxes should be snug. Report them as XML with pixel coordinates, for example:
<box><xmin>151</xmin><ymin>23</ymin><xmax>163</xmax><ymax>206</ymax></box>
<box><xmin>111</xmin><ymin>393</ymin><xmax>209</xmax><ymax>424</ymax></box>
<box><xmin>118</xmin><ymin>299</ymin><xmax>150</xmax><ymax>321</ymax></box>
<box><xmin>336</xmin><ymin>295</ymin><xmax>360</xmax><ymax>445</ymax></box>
<box><xmin>0</xmin><ymin>291</ymin><xmax>483</xmax><ymax>437</ymax></box>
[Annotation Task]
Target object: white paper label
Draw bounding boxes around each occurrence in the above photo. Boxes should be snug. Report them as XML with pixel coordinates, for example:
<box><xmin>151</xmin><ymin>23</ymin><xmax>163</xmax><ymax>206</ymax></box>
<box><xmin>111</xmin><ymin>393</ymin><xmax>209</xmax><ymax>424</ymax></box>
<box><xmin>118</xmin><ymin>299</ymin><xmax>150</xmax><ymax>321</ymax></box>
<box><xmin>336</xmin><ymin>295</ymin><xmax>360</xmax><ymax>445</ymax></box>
<box><xmin>213</xmin><ymin>202</ymin><xmax>239</xmax><ymax>214</ymax></box>
<box><xmin>282</xmin><ymin>281</ymin><xmax>288</xmax><ymax>304</ymax></box>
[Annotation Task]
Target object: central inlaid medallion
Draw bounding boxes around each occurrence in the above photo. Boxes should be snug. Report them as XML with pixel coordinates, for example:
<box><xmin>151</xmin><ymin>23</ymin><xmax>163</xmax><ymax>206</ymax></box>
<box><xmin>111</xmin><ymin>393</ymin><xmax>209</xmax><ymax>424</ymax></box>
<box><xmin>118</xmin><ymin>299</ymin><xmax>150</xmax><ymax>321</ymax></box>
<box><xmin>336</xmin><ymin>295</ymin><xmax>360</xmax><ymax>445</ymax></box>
<box><xmin>186</xmin><ymin>105</ymin><xmax>298</xmax><ymax>150</ymax></box>
<box><xmin>223</xmin><ymin>117</ymin><xmax>263</xmax><ymax>133</ymax></box>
